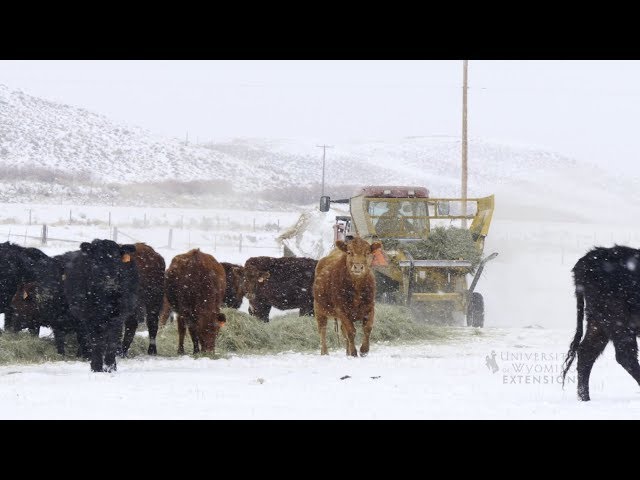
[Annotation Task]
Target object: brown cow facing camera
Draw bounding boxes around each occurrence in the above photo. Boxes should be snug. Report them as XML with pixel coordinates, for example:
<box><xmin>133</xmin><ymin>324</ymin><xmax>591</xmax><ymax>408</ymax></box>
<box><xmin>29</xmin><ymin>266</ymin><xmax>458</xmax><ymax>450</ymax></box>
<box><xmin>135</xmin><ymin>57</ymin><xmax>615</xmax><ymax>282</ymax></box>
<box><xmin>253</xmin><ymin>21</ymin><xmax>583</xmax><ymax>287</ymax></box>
<box><xmin>313</xmin><ymin>237</ymin><xmax>382</xmax><ymax>356</ymax></box>
<box><xmin>165</xmin><ymin>249</ymin><xmax>227</xmax><ymax>355</ymax></box>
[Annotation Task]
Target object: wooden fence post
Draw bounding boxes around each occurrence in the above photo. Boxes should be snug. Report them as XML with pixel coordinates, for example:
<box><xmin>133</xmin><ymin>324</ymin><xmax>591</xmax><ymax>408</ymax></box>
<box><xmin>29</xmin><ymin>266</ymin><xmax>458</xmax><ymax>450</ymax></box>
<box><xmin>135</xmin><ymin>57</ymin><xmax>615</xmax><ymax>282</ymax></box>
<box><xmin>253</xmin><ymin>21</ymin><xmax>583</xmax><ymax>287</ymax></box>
<box><xmin>168</xmin><ymin>228</ymin><xmax>173</xmax><ymax>249</ymax></box>
<box><xmin>41</xmin><ymin>224</ymin><xmax>47</xmax><ymax>246</ymax></box>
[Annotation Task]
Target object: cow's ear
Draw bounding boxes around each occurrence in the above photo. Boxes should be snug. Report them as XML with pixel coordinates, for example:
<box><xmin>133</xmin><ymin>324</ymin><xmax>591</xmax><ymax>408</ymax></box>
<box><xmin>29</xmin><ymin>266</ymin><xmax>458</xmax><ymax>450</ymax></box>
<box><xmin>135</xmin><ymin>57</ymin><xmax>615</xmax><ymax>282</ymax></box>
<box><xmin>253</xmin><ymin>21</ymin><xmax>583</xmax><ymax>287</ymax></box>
<box><xmin>217</xmin><ymin>312</ymin><xmax>227</xmax><ymax>325</ymax></box>
<box><xmin>80</xmin><ymin>242</ymin><xmax>92</xmax><ymax>254</ymax></box>
<box><xmin>370</xmin><ymin>242</ymin><xmax>383</xmax><ymax>253</ymax></box>
<box><xmin>336</xmin><ymin>240</ymin><xmax>348</xmax><ymax>252</ymax></box>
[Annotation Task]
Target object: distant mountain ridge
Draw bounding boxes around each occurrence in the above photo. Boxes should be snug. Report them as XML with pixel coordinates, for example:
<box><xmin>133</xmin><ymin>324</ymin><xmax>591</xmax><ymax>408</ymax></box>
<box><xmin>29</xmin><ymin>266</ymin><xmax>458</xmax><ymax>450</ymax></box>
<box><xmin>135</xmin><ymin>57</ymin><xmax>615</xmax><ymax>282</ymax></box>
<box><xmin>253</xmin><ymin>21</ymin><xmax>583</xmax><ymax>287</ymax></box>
<box><xmin>0</xmin><ymin>83</ymin><xmax>636</xmax><ymax>221</ymax></box>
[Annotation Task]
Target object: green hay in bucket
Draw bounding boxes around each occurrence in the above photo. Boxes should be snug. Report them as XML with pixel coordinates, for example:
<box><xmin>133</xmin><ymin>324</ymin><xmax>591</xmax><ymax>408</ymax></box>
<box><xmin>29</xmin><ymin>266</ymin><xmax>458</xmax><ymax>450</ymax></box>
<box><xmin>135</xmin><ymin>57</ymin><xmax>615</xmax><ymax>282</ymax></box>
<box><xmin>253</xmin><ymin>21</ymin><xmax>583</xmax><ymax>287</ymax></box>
<box><xmin>383</xmin><ymin>226</ymin><xmax>482</xmax><ymax>272</ymax></box>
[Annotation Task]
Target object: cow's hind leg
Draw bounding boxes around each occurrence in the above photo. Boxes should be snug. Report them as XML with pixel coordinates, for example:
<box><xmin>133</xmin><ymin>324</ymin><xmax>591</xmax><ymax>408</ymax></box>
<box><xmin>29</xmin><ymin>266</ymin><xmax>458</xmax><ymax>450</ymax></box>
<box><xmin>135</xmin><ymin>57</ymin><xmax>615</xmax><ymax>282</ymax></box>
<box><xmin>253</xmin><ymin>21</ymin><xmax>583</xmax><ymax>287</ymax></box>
<box><xmin>120</xmin><ymin>310</ymin><xmax>139</xmax><ymax>357</ymax></box>
<box><xmin>52</xmin><ymin>326</ymin><xmax>66</xmax><ymax>355</ymax></box>
<box><xmin>188</xmin><ymin>316</ymin><xmax>200</xmax><ymax>355</ymax></box>
<box><xmin>249</xmin><ymin>302</ymin><xmax>271</xmax><ymax>322</ymax></box>
<box><xmin>577</xmin><ymin>322</ymin><xmax>609</xmax><ymax>401</ymax></box>
<box><xmin>147</xmin><ymin>301</ymin><xmax>160</xmax><ymax>355</ymax></box>
<box><xmin>3</xmin><ymin>309</ymin><xmax>17</xmax><ymax>333</ymax></box>
<box><xmin>177</xmin><ymin>314</ymin><xmax>186</xmax><ymax>355</ymax></box>
<box><xmin>315</xmin><ymin>308</ymin><xmax>329</xmax><ymax>355</ymax></box>
<box><xmin>611</xmin><ymin>329</ymin><xmax>640</xmax><ymax>389</ymax></box>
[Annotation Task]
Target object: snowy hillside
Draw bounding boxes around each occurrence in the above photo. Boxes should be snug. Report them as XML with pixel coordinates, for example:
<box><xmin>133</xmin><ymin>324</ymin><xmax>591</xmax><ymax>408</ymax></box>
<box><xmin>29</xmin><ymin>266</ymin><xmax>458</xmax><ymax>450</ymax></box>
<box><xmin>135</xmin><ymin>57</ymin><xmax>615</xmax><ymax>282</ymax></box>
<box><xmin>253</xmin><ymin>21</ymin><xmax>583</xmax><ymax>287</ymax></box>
<box><xmin>2</xmin><ymin>83</ymin><xmax>637</xmax><ymax>217</ymax></box>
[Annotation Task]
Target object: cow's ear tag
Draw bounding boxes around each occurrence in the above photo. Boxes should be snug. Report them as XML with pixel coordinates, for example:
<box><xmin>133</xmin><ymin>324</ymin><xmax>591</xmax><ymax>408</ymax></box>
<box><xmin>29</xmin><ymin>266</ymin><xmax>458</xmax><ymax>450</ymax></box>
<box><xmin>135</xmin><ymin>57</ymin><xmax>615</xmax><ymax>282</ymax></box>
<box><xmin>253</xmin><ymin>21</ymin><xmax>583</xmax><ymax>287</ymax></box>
<box><xmin>258</xmin><ymin>277</ymin><xmax>264</xmax><ymax>283</ymax></box>
<box><xmin>22</xmin><ymin>290</ymin><xmax>28</xmax><ymax>300</ymax></box>
<box><xmin>122</xmin><ymin>253</ymin><xmax>131</xmax><ymax>263</ymax></box>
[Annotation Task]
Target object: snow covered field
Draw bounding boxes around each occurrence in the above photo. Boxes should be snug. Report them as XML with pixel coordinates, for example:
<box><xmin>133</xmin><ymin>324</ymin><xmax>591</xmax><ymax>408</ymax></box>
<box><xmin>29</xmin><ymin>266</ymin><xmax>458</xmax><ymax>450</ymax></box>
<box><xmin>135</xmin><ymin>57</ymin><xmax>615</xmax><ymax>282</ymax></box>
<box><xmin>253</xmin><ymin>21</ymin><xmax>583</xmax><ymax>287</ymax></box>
<box><xmin>2</xmin><ymin>327</ymin><xmax>638</xmax><ymax>419</ymax></box>
<box><xmin>2</xmin><ymin>199</ymin><xmax>640</xmax><ymax>418</ymax></box>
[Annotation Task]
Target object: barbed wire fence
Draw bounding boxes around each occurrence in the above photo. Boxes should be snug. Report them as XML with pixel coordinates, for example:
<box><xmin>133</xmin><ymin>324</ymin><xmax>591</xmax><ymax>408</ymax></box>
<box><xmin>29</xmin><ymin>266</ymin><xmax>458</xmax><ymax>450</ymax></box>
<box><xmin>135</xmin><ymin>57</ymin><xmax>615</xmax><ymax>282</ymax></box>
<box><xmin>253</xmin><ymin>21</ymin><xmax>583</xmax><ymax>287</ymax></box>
<box><xmin>0</xmin><ymin>208</ymin><xmax>287</xmax><ymax>255</ymax></box>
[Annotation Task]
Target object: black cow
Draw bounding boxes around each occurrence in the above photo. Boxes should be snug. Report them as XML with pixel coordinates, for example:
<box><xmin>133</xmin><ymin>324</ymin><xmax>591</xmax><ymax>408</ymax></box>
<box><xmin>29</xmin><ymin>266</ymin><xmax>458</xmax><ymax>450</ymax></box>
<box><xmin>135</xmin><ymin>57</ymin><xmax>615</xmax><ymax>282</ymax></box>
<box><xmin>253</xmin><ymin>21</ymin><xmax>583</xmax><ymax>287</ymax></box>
<box><xmin>11</xmin><ymin>250</ymin><xmax>89</xmax><ymax>357</ymax></box>
<box><xmin>64</xmin><ymin>239</ymin><xmax>138</xmax><ymax>373</ymax></box>
<box><xmin>243</xmin><ymin>256</ymin><xmax>317</xmax><ymax>322</ymax></box>
<box><xmin>563</xmin><ymin>245</ymin><xmax>640</xmax><ymax>401</ymax></box>
<box><xmin>221</xmin><ymin>262</ymin><xmax>245</xmax><ymax>309</ymax></box>
<box><xmin>0</xmin><ymin>242</ymin><xmax>49</xmax><ymax>333</ymax></box>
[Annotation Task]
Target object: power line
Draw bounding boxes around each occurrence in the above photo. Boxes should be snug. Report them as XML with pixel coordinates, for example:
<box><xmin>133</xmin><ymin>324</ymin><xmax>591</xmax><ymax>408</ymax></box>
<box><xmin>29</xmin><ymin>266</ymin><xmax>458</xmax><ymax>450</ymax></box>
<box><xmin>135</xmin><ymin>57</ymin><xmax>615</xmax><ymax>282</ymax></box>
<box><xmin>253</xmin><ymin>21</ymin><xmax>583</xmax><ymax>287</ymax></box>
<box><xmin>461</xmin><ymin>60</ymin><xmax>468</xmax><ymax>229</ymax></box>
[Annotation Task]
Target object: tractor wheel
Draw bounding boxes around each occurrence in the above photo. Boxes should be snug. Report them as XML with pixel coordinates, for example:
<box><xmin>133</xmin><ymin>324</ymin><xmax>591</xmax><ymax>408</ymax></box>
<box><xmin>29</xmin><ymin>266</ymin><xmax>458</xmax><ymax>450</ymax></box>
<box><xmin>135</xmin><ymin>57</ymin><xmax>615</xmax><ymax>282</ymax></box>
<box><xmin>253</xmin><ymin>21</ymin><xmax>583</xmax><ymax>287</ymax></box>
<box><xmin>467</xmin><ymin>292</ymin><xmax>485</xmax><ymax>328</ymax></box>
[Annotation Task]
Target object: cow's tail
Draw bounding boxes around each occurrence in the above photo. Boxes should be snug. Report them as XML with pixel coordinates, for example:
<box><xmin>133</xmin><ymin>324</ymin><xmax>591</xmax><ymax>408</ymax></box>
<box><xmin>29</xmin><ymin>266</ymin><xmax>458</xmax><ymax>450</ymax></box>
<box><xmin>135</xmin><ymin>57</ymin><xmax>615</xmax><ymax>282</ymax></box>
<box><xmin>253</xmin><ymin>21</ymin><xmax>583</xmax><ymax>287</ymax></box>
<box><xmin>562</xmin><ymin>288</ymin><xmax>584</xmax><ymax>387</ymax></box>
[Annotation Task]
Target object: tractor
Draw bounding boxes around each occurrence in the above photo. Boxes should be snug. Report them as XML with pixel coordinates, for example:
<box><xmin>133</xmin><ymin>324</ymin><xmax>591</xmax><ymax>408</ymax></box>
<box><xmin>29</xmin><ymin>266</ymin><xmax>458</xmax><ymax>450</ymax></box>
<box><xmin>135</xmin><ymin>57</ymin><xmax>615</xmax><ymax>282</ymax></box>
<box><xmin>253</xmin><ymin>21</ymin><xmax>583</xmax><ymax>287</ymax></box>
<box><xmin>319</xmin><ymin>186</ymin><xmax>497</xmax><ymax>327</ymax></box>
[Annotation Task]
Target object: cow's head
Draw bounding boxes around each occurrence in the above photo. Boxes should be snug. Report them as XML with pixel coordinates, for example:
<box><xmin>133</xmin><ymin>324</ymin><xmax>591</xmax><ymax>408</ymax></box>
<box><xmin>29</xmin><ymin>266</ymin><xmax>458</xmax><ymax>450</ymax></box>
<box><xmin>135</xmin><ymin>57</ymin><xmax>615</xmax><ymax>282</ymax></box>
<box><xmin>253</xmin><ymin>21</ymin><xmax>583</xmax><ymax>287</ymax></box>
<box><xmin>81</xmin><ymin>240</ymin><xmax>136</xmax><ymax>262</ymax></box>
<box><xmin>229</xmin><ymin>265</ymin><xmax>246</xmax><ymax>308</ymax></box>
<box><xmin>336</xmin><ymin>238</ymin><xmax>383</xmax><ymax>278</ymax></box>
<box><xmin>242</xmin><ymin>267</ymin><xmax>270</xmax><ymax>302</ymax></box>
<box><xmin>198</xmin><ymin>312</ymin><xmax>227</xmax><ymax>353</ymax></box>
<box><xmin>79</xmin><ymin>240</ymin><xmax>138</xmax><ymax>290</ymax></box>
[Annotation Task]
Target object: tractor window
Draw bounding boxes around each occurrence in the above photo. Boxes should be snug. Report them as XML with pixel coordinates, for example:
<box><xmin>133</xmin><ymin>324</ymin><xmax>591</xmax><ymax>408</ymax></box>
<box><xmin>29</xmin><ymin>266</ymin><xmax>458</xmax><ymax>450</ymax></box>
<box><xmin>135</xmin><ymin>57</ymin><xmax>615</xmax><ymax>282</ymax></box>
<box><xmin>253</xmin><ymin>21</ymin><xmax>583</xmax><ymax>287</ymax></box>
<box><xmin>368</xmin><ymin>200</ymin><xmax>429</xmax><ymax>237</ymax></box>
<box><xmin>399</xmin><ymin>201</ymin><xmax>428</xmax><ymax>233</ymax></box>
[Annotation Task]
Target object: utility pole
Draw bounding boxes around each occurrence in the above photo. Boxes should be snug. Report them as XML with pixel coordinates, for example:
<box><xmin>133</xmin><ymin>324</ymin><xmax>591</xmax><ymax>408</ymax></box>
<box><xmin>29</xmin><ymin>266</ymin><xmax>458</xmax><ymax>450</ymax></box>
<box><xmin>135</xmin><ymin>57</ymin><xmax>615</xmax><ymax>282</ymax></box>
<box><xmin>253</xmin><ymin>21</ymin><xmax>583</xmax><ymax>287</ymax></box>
<box><xmin>316</xmin><ymin>144</ymin><xmax>333</xmax><ymax>197</ymax></box>
<box><xmin>461</xmin><ymin>60</ymin><xmax>469</xmax><ymax>229</ymax></box>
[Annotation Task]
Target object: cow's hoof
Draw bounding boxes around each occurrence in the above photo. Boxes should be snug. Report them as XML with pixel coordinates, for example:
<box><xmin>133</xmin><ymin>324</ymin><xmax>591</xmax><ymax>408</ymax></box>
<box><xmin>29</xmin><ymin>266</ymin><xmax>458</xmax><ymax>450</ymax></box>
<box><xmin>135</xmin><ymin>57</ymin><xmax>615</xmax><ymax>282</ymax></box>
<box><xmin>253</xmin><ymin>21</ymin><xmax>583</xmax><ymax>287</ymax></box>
<box><xmin>359</xmin><ymin>351</ymin><xmax>368</xmax><ymax>357</ymax></box>
<box><xmin>148</xmin><ymin>345</ymin><xmax>157</xmax><ymax>355</ymax></box>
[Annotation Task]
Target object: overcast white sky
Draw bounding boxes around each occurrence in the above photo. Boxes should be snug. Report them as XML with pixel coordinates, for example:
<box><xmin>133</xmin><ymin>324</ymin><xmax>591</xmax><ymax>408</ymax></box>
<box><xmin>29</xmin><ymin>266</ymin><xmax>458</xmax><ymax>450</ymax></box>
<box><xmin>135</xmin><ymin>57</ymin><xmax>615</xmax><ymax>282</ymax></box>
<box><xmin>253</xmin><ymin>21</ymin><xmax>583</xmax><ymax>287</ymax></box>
<box><xmin>1</xmin><ymin>60</ymin><xmax>639</xmax><ymax>171</ymax></box>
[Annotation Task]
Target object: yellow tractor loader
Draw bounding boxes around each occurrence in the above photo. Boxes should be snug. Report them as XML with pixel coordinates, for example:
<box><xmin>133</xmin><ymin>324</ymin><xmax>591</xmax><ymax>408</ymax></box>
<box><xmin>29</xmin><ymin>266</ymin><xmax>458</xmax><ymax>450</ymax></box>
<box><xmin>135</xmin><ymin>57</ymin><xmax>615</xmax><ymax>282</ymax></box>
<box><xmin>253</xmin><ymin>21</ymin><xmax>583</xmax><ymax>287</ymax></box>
<box><xmin>319</xmin><ymin>186</ymin><xmax>497</xmax><ymax>327</ymax></box>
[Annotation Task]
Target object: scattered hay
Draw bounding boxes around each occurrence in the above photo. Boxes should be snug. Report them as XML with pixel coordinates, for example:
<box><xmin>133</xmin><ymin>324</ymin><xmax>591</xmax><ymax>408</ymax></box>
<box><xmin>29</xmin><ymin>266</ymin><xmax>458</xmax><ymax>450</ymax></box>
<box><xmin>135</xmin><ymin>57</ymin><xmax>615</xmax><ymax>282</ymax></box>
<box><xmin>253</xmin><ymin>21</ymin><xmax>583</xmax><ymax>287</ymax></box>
<box><xmin>0</xmin><ymin>304</ymin><xmax>463</xmax><ymax>365</ymax></box>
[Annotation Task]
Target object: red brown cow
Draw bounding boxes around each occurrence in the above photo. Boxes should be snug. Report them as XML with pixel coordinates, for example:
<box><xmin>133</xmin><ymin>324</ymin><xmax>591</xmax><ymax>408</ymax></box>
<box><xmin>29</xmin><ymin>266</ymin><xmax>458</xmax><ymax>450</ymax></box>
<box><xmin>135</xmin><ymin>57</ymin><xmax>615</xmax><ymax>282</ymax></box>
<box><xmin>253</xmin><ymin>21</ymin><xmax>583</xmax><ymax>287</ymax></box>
<box><xmin>313</xmin><ymin>237</ymin><xmax>382</xmax><ymax>356</ymax></box>
<box><xmin>221</xmin><ymin>262</ymin><xmax>245</xmax><ymax>309</ymax></box>
<box><xmin>121</xmin><ymin>243</ymin><xmax>166</xmax><ymax>356</ymax></box>
<box><xmin>165</xmin><ymin>249</ymin><xmax>226</xmax><ymax>355</ymax></box>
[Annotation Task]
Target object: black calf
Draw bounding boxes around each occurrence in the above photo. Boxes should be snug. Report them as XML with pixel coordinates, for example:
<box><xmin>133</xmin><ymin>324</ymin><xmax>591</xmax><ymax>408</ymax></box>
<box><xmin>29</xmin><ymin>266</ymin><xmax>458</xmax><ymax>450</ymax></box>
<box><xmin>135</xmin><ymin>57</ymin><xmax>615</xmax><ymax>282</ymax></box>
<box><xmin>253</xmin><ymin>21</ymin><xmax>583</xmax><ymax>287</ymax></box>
<box><xmin>563</xmin><ymin>245</ymin><xmax>640</xmax><ymax>401</ymax></box>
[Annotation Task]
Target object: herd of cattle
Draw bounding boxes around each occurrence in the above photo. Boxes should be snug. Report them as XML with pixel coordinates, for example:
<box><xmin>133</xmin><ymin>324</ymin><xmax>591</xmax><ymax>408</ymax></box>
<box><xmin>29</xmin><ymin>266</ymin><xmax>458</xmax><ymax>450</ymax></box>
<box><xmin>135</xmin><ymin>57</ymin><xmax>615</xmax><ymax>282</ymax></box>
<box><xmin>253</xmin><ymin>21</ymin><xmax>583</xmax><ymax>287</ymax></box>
<box><xmin>8</xmin><ymin>234</ymin><xmax>640</xmax><ymax>402</ymax></box>
<box><xmin>0</xmin><ymin>236</ymin><xmax>383</xmax><ymax>372</ymax></box>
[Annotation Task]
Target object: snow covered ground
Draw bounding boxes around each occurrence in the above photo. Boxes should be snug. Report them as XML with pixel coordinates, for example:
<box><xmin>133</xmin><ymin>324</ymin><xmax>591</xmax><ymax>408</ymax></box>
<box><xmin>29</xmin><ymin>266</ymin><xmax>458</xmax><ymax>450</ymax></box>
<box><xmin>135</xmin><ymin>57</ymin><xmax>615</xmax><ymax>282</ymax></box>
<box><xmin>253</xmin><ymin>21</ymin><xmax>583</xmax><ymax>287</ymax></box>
<box><xmin>2</xmin><ymin>327</ymin><xmax>639</xmax><ymax>419</ymax></box>
<box><xmin>1</xmin><ymin>197</ymin><xmax>639</xmax><ymax>418</ymax></box>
